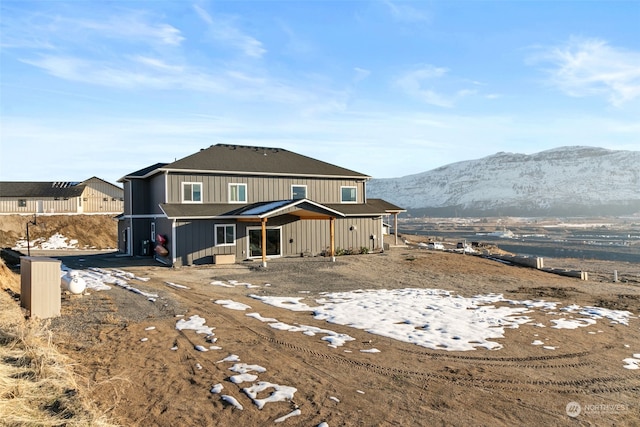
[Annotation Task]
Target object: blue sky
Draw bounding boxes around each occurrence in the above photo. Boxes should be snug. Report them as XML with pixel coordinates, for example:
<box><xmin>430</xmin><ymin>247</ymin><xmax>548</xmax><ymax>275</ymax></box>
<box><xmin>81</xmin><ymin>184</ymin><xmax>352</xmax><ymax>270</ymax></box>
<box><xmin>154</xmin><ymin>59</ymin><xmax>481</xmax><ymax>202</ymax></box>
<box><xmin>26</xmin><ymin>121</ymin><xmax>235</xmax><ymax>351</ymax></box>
<box><xmin>1</xmin><ymin>0</ymin><xmax>639</xmax><ymax>185</ymax></box>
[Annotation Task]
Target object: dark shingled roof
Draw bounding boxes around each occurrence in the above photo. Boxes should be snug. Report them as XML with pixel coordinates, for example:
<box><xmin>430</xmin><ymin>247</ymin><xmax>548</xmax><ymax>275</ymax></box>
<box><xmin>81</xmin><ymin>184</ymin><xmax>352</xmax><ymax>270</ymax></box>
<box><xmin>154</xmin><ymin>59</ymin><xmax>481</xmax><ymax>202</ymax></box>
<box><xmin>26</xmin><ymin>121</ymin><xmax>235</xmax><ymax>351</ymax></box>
<box><xmin>365</xmin><ymin>198</ymin><xmax>405</xmax><ymax>213</ymax></box>
<box><xmin>324</xmin><ymin>199</ymin><xmax>406</xmax><ymax>216</ymax></box>
<box><xmin>161</xmin><ymin>144</ymin><xmax>370</xmax><ymax>178</ymax></box>
<box><xmin>0</xmin><ymin>182</ymin><xmax>85</xmax><ymax>198</ymax></box>
<box><xmin>120</xmin><ymin>163</ymin><xmax>169</xmax><ymax>181</ymax></box>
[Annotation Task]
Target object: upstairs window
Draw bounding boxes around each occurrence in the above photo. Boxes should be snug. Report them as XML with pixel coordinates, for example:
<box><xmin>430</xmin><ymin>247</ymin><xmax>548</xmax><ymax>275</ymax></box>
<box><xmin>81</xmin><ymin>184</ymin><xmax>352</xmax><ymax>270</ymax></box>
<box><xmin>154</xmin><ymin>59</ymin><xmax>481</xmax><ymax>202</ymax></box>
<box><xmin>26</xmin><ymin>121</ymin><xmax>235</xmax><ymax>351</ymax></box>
<box><xmin>215</xmin><ymin>224</ymin><xmax>236</xmax><ymax>246</ymax></box>
<box><xmin>183</xmin><ymin>182</ymin><xmax>202</xmax><ymax>203</ymax></box>
<box><xmin>341</xmin><ymin>186</ymin><xmax>357</xmax><ymax>203</ymax></box>
<box><xmin>229</xmin><ymin>183</ymin><xmax>247</xmax><ymax>203</ymax></box>
<box><xmin>291</xmin><ymin>185</ymin><xmax>307</xmax><ymax>200</ymax></box>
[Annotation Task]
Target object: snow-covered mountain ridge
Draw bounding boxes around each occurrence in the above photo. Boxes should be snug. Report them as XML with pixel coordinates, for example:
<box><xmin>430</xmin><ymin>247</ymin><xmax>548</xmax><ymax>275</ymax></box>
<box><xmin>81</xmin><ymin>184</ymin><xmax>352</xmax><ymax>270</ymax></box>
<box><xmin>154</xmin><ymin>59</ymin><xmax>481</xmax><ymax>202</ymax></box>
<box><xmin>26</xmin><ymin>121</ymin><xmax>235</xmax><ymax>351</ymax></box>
<box><xmin>368</xmin><ymin>146</ymin><xmax>640</xmax><ymax>217</ymax></box>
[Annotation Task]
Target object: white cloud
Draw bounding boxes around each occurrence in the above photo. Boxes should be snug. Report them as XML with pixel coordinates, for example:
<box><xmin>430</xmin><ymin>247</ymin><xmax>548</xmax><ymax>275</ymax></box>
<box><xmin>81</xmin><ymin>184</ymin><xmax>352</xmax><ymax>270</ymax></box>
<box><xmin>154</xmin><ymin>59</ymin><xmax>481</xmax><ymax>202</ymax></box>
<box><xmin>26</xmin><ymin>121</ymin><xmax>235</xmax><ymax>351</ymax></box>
<box><xmin>532</xmin><ymin>37</ymin><xmax>640</xmax><ymax>107</ymax></box>
<box><xmin>394</xmin><ymin>65</ymin><xmax>454</xmax><ymax>107</ymax></box>
<box><xmin>1</xmin><ymin>7</ymin><xmax>183</xmax><ymax>49</ymax></box>
<box><xmin>132</xmin><ymin>55</ymin><xmax>184</xmax><ymax>72</ymax></box>
<box><xmin>353</xmin><ymin>67</ymin><xmax>371</xmax><ymax>82</ymax></box>
<box><xmin>383</xmin><ymin>0</ymin><xmax>431</xmax><ymax>23</ymax></box>
<box><xmin>194</xmin><ymin>4</ymin><xmax>266</xmax><ymax>58</ymax></box>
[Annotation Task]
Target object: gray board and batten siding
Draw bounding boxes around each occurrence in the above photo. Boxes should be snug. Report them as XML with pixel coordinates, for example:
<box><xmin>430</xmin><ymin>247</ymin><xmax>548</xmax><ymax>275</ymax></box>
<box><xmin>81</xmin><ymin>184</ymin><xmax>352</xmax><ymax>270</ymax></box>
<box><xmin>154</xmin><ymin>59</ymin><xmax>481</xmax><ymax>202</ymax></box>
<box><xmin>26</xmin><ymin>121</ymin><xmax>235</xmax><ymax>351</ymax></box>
<box><xmin>171</xmin><ymin>215</ymin><xmax>382</xmax><ymax>266</ymax></box>
<box><xmin>117</xmin><ymin>144</ymin><xmax>403</xmax><ymax>267</ymax></box>
<box><xmin>165</xmin><ymin>173</ymin><xmax>366</xmax><ymax>205</ymax></box>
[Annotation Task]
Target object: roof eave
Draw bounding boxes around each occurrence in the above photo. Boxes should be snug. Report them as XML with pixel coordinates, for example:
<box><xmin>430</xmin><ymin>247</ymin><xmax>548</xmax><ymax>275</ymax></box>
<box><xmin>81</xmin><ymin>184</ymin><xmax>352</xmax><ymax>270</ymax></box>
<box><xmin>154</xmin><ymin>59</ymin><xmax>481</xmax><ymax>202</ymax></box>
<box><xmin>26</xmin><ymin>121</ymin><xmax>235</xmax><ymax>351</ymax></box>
<box><xmin>159</xmin><ymin>167</ymin><xmax>370</xmax><ymax>180</ymax></box>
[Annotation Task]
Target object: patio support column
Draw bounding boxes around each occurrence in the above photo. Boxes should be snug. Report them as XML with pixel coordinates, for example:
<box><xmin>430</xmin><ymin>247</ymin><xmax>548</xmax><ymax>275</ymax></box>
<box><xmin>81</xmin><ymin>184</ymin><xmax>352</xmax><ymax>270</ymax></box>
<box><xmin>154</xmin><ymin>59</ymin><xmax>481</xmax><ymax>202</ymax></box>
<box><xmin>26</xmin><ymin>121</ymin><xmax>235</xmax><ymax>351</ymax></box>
<box><xmin>394</xmin><ymin>212</ymin><xmax>399</xmax><ymax>246</ymax></box>
<box><xmin>261</xmin><ymin>217</ymin><xmax>267</xmax><ymax>268</ymax></box>
<box><xmin>329</xmin><ymin>216</ymin><xmax>336</xmax><ymax>262</ymax></box>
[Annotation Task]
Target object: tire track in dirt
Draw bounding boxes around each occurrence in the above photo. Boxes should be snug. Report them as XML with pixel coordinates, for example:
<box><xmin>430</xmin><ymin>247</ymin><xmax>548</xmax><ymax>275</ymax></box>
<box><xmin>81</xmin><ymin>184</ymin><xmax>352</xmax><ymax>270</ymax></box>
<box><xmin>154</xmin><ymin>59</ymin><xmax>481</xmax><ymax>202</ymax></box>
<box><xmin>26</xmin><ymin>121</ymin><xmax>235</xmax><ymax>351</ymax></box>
<box><xmin>160</xmin><ymin>282</ymin><xmax>640</xmax><ymax>406</ymax></box>
<box><xmin>243</xmin><ymin>330</ymin><xmax>639</xmax><ymax>395</ymax></box>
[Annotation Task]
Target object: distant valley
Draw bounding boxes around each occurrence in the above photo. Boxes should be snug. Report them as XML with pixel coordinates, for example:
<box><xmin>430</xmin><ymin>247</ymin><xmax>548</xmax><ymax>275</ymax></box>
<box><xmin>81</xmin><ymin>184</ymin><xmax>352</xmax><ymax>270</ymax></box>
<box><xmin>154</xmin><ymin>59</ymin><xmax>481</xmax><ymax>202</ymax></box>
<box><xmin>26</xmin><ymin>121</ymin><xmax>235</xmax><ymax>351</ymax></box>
<box><xmin>368</xmin><ymin>146</ymin><xmax>640</xmax><ymax>217</ymax></box>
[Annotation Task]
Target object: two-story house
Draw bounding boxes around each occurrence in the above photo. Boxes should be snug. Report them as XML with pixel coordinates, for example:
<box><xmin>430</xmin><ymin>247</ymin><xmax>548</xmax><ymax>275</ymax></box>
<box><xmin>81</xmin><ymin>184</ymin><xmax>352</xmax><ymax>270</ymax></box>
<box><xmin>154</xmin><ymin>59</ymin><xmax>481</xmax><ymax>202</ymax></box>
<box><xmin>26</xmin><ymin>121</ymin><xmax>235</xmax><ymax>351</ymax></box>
<box><xmin>117</xmin><ymin>144</ymin><xmax>404</xmax><ymax>267</ymax></box>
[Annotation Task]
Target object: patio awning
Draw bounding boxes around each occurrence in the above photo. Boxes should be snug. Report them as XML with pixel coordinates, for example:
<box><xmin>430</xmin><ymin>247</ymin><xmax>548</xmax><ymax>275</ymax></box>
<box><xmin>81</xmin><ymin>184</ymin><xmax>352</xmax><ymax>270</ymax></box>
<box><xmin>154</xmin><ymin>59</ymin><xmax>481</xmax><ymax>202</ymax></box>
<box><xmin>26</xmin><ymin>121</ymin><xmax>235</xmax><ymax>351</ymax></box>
<box><xmin>159</xmin><ymin>199</ymin><xmax>346</xmax><ymax>220</ymax></box>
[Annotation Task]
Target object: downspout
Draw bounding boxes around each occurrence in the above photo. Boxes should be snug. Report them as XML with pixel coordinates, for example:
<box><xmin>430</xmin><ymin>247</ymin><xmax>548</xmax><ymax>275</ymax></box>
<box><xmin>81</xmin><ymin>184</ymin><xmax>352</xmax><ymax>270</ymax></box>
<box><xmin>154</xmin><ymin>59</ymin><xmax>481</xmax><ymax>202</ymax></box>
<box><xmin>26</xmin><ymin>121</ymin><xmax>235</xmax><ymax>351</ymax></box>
<box><xmin>330</xmin><ymin>217</ymin><xmax>335</xmax><ymax>262</ymax></box>
<box><xmin>394</xmin><ymin>213</ymin><xmax>399</xmax><ymax>246</ymax></box>
<box><xmin>172</xmin><ymin>219</ymin><xmax>177</xmax><ymax>267</ymax></box>
<box><xmin>126</xmin><ymin>179</ymin><xmax>134</xmax><ymax>256</ymax></box>
<box><xmin>261</xmin><ymin>218</ymin><xmax>267</xmax><ymax>268</ymax></box>
<box><xmin>363</xmin><ymin>180</ymin><xmax>367</xmax><ymax>203</ymax></box>
<box><xmin>380</xmin><ymin>216</ymin><xmax>384</xmax><ymax>252</ymax></box>
<box><xmin>164</xmin><ymin>171</ymin><xmax>169</xmax><ymax>204</ymax></box>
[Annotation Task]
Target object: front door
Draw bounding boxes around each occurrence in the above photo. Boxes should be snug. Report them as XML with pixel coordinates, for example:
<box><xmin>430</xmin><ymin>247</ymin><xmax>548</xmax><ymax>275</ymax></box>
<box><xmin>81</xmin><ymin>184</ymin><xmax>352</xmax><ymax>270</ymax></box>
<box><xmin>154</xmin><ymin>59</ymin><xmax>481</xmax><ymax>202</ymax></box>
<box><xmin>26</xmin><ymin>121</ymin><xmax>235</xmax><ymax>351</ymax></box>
<box><xmin>248</xmin><ymin>227</ymin><xmax>281</xmax><ymax>258</ymax></box>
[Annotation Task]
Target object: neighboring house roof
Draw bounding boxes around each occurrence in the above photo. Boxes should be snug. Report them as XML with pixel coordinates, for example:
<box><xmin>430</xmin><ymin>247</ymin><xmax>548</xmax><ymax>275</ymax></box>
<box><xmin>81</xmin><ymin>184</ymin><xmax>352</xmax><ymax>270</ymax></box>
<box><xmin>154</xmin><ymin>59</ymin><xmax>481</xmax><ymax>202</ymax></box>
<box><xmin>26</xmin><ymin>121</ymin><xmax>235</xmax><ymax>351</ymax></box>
<box><xmin>80</xmin><ymin>176</ymin><xmax>124</xmax><ymax>191</ymax></box>
<box><xmin>0</xmin><ymin>181</ymin><xmax>86</xmax><ymax>198</ymax></box>
<box><xmin>157</xmin><ymin>144</ymin><xmax>371</xmax><ymax>179</ymax></box>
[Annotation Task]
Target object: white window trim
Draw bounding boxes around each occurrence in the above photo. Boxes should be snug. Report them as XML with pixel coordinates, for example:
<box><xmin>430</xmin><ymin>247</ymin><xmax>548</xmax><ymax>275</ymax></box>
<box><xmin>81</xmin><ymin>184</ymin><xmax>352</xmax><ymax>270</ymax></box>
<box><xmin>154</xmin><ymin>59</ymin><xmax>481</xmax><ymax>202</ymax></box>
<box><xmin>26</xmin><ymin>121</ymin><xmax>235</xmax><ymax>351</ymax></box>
<box><xmin>291</xmin><ymin>184</ymin><xmax>307</xmax><ymax>200</ymax></box>
<box><xmin>182</xmin><ymin>182</ymin><xmax>203</xmax><ymax>204</ymax></box>
<box><xmin>228</xmin><ymin>183</ymin><xmax>247</xmax><ymax>204</ymax></box>
<box><xmin>215</xmin><ymin>224</ymin><xmax>236</xmax><ymax>246</ymax></box>
<box><xmin>340</xmin><ymin>186</ymin><xmax>358</xmax><ymax>203</ymax></box>
<box><xmin>246</xmin><ymin>226</ymin><xmax>282</xmax><ymax>259</ymax></box>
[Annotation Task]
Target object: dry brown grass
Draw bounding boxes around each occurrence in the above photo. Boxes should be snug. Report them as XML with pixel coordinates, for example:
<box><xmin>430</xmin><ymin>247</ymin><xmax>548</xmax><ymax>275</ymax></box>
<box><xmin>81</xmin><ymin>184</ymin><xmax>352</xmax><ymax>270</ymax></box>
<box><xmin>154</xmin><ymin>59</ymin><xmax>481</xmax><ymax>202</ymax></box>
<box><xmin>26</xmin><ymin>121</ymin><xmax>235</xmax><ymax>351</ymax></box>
<box><xmin>0</xmin><ymin>259</ymin><xmax>118</xmax><ymax>427</ymax></box>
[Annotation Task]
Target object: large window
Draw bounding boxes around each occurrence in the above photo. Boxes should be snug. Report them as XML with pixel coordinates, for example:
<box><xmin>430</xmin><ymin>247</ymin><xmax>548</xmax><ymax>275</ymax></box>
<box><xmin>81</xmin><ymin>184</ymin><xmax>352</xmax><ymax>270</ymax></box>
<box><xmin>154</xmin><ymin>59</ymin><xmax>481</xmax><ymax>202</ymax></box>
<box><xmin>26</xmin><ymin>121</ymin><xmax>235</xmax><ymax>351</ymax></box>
<box><xmin>215</xmin><ymin>224</ymin><xmax>236</xmax><ymax>246</ymax></box>
<box><xmin>291</xmin><ymin>185</ymin><xmax>307</xmax><ymax>200</ymax></box>
<box><xmin>248</xmin><ymin>227</ymin><xmax>281</xmax><ymax>257</ymax></box>
<box><xmin>341</xmin><ymin>186</ymin><xmax>357</xmax><ymax>203</ymax></box>
<box><xmin>183</xmin><ymin>182</ymin><xmax>202</xmax><ymax>203</ymax></box>
<box><xmin>229</xmin><ymin>183</ymin><xmax>247</xmax><ymax>203</ymax></box>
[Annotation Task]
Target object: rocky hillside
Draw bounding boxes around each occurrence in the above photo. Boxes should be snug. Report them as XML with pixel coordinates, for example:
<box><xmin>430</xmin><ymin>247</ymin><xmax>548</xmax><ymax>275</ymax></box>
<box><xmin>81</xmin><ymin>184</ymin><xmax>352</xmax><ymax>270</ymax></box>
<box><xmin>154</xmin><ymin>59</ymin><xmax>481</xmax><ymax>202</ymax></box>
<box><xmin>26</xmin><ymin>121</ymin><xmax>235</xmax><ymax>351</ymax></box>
<box><xmin>368</xmin><ymin>146</ymin><xmax>640</xmax><ymax>217</ymax></box>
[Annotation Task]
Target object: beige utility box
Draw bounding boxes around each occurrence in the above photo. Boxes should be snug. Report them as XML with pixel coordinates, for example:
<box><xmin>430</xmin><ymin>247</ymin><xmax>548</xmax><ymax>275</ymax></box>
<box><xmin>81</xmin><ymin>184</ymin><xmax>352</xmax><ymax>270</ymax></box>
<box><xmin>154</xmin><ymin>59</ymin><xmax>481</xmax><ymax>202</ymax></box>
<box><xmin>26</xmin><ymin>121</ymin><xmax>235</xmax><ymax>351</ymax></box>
<box><xmin>214</xmin><ymin>254</ymin><xmax>236</xmax><ymax>265</ymax></box>
<box><xmin>20</xmin><ymin>256</ymin><xmax>61</xmax><ymax>319</ymax></box>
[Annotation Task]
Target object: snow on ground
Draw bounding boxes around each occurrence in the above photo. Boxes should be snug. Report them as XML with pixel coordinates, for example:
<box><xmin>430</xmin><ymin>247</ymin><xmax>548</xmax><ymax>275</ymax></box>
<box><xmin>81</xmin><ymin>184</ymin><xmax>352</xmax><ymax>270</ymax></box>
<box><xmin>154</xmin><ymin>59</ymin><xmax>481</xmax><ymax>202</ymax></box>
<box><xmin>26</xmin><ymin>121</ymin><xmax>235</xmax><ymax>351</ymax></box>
<box><xmin>214</xmin><ymin>300</ymin><xmax>252</xmax><ymax>311</ymax></box>
<box><xmin>243</xmin><ymin>382</ymin><xmax>298</xmax><ymax>410</ymax></box>
<box><xmin>175</xmin><ymin>315</ymin><xmax>215</xmax><ymax>335</ymax></box>
<box><xmin>15</xmin><ymin>233</ymin><xmax>78</xmax><ymax>250</ymax></box>
<box><xmin>623</xmin><ymin>354</ymin><xmax>640</xmax><ymax>370</ymax></box>
<box><xmin>251</xmin><ymin>288</ymin><xmax>635</xmax><ymax>352</ymax></box>
<box><xmin>46</xmin><ymin>266</ymin><xmax>636</xmax><ymax>425</ymax></box>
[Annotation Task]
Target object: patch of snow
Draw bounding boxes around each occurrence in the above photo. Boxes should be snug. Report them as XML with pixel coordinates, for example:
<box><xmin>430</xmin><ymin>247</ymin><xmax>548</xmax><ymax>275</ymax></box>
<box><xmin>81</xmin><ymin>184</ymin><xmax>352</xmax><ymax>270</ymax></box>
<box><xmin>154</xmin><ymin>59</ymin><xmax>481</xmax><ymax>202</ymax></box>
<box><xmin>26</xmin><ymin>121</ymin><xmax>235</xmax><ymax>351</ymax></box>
<box><xmin>221</xmin><ymin>395</ymin><xmax>243</xmax><ymax>410</ymax></box>
<box><xmin>217</xmin><ymin>354</ymin><xmax>240</xmax><ymax>363</ymax></box>
<box><xmin>215</xmin><ymin>300</ymin><xmax>252</xmax><ymax>311</ymax></box>
<box><xmin>243</xmin><ymin>382</ymin><xmax>297</xmax><ymax>410</ymax></box>
<box><xmin>275</xmin><ymin>409</ymin><xmax>301</xmax><ymax>423</ymax></box>
<box><xmin>175</xmin><ymin>315</ymin><xmax>215</xmax><ymax>335</ymax></box>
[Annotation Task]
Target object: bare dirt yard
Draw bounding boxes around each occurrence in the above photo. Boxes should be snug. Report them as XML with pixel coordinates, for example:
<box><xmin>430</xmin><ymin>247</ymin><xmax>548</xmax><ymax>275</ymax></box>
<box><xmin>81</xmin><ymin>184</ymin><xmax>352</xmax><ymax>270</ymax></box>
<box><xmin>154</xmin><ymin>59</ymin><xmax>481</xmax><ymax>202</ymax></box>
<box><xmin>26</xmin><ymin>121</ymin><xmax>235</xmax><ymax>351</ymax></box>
<box><xmin>6</xmin><ymin>239</ymin><xmax>638</xmax><ymax>426</ymax></box>
<box><xmin>0</xmin><ymin>214</ymin><xmax>118</xmax><ymax>250</ymax></box>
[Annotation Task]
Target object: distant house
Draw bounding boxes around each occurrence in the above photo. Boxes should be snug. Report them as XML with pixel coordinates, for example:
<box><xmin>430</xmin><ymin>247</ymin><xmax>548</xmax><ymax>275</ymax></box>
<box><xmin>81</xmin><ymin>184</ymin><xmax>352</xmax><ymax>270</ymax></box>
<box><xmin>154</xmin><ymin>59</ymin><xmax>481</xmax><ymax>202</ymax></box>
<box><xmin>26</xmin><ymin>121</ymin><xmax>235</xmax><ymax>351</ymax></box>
<box><xmin>0</xmin><ymin>177</ymin><xmax>124</xmax><ymax>214</ymax></box>
<box><xmin>117</xmin><ymin>144</ymin><xmax>404</xmax><ymax>267</ymax></box>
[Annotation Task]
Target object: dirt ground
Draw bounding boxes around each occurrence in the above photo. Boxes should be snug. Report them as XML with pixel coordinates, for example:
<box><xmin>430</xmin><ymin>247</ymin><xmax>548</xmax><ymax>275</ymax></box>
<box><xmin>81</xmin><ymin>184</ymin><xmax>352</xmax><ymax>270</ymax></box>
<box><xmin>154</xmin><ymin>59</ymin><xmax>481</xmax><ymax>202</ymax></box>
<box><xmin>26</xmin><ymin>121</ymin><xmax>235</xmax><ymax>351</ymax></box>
<box><xmin>11</xmin><ymin>239</ymin><xmax>634</xmax><ymax>427</ymax></box>
<box><xmin>0</xmin><ymin>214</ymin><xmax>118</xmax><ymax>250</ymax></box>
